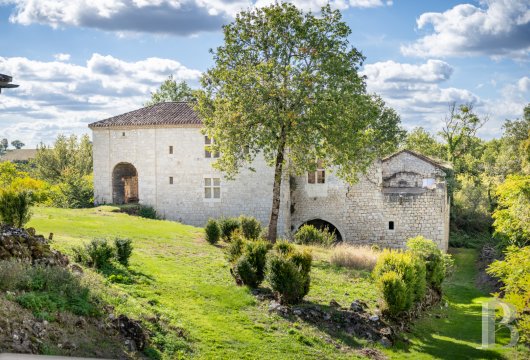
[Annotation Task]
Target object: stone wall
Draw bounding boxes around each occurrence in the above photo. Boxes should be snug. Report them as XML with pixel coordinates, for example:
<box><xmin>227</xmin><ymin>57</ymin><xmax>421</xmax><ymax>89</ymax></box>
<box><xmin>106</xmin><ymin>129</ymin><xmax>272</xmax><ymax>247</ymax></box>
<box><xmin>92</xmin><ymin>126</ymin><xmax>290</xmax><ymax>236</ymax></box>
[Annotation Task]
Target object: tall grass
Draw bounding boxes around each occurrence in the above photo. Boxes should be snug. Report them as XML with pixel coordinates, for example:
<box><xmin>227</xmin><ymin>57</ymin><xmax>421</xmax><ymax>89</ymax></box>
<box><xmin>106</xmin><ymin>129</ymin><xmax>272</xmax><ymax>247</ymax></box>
<box><xmin>330</xmin><ymin>244</ymin><xmax>381</xmax><ymax>271</ymax></box>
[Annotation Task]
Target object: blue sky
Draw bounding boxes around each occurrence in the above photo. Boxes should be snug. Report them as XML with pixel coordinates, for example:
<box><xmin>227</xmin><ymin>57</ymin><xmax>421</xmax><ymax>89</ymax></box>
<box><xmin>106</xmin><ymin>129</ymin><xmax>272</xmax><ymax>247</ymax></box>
<box><xmin>0</xmin><ymin>0</ymin><xmax>528</xmax><ymax>147</ymax></box>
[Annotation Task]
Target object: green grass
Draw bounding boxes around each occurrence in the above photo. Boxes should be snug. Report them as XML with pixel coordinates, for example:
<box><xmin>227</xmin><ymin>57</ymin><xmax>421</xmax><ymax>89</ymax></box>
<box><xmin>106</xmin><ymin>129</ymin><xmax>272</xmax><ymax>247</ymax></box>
<box><xmin>28</xmin><ymin>206</ymin><xmax>528</xmax><ymax>359</ymax></box>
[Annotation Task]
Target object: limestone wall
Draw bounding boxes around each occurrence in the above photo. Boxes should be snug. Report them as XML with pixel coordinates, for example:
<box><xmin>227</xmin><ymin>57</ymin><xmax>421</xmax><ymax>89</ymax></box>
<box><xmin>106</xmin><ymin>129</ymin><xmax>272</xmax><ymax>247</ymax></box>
<box><xmin>92</xmin><ymin>127</ymin><xmax>290</xmax><ymax>235</ymax></box>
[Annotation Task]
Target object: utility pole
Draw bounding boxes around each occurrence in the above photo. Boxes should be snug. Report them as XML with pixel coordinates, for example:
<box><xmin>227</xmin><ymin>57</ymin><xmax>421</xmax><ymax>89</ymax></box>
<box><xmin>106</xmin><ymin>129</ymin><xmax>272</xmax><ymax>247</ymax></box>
<box><xmin>0</xmin><ymin>74</ymin><xmax>19</xmax><ymax>93</ymax></box>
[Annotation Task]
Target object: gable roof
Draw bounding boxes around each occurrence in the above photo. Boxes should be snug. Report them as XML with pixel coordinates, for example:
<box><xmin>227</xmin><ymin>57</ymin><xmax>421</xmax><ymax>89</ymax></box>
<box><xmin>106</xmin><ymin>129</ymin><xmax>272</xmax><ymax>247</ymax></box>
<box><xmin>0</xmin><ymin>149</ymin><xmax>37</xmax><ymax>162</ymax></box>
<box><xmin>88</xmin><ymin>102</ymin><xmax>202</xmax><ymax>129</ymax></box>
<box><xmin>382</xmin><ymin>149</ymin><xmax>452</xmax><ymax>170</ymax></box>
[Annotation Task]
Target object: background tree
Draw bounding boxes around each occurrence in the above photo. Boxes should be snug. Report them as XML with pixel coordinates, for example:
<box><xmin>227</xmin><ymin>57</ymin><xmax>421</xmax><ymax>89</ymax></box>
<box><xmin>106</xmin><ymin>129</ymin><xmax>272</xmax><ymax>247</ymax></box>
<box><xmin>11</xmin><ymin>140</ymin><xmax>25</xmax><ymax>149</ymax></box>
<box><xmin>403</xmin><ymin>127</ymin><xmax>446</xmax><ymax>159</ymax></box>
<box><xmin>197</xmin><ymin>3</ymin><xmax>404</xmax><ymax>242</ymax></box>
<box><xmin>1</xmin><ymin>138</ymin><xmax>8</xmax><ymax>151</ymax></box>
<box><xmin>146</xmin><ymin>76</ymin><xmax>195</xmax><ymax>106</ymax></box>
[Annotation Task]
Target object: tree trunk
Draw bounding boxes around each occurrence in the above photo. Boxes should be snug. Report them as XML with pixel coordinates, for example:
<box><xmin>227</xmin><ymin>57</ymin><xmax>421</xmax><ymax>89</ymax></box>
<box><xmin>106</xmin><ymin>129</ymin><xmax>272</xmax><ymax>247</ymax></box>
<box><xmin>267</xmin><ymin>131</ymin><xmax>287</xmax><ymax>243</ymax></box>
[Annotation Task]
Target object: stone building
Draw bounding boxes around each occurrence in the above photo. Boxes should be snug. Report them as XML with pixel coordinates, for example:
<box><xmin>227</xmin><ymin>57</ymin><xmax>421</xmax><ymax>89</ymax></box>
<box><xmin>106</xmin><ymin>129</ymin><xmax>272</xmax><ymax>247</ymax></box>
<box><xmin>89</xmin><ymin>102</ymin><xmax>450</xmax><ymax>250</ymax></box>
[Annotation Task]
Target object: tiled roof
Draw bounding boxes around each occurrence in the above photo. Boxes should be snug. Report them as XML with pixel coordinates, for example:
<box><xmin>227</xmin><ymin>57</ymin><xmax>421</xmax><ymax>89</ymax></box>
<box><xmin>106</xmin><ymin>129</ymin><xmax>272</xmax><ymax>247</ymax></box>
<box><xmin>88</xmin><ymin>102</ymin><xmax>202</xmax><ymax>128</ymax></box>
<box><xmin>382</xmin><ymin>149</ymin><xmax>452</xmax><ymax>170</ymax></box>
<box><xmin>0</xmin><ymin>149</ymin><xmax>37</xmax><ymax>162</ymax></box>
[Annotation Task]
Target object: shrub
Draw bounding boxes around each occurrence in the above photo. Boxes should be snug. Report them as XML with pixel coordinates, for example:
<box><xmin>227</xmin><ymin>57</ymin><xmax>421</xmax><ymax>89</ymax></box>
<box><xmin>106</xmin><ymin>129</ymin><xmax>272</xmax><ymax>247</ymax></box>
<box><xmin>73</xmin><ymin>239</ymin><xmax>115</xmax><ymax>269</ymax></box>
<box><xmin>274</xmin><ymin>239</ymin><xmax>295</xmax><ymax>255</ymax></box>
<box><xmin>226</xmin><ymin>235</ymin><xmax>245</xmax><ymax>263</ymax></box>
<box><xmin>373</xmin><ymin>249</ymin><xmax>426</xmax><ymax>313</ymax></box>
<box><xmin>138</xmin><ymin>205</ymin><xmax>158</xmax><ymax>219</ymax></box>
<box><xmin>219</xmin><ymin>217</ymin><xmax>240</xmax><ymax>241</ymax></box>
<box><xmin>48</xmin><ymin>171</ymin><xmax>94</xmax><ymax>209</ymax></box>
<box><xmin>239</xmin><ymin>215</ymin><xmax>262</xmax><ymax>240</ymax></box>
<box><xmin>266</xmin><ymin>250</ymin><xmax>311</xmax><ymax>305</ymax></box>
<box><xmin>114</xmin><ymin>238</ymin><xmax>133</xmax><ymax>266</ymax></box>
<box><xmin>205</xmin><ymin>219</ymin><xmax>221</xmax><ymax>244</ymax></box>
<box><xmin>0</xmin><ymin>189</ymin><xmax>33</xmax><ymax>227</ymax></box>
<box><xmin>406</xmin><ymin>236</ymin><xmax>447</xmax><ymax>291</ymax></box>
<box><xmin>231</xmin><ymin>240</ymin><xmax>270</xmax><ymax>287</ymax></box>
<box><xmin>330</xmin><ymin>244</ymin><xmax>380</xmax><ymax>271</ymax></box>
<box><xmin>293</xmin><ymin>224</ymin><xmax>335</xmax><ymax>246</ymax></box>
<box><xmin>487</xmin><ymin>246</ymin><xmax>530</xmax><ymax>344</ymax></box>
<box><xmin>0</xmin><ymin>260</ymin><xmax>29</xmax><ymax>290</ymax></box>
<box><xmin>376</xmin><ymin>271</ymin><xmax>408</xmax><ymax>316</ymax></box>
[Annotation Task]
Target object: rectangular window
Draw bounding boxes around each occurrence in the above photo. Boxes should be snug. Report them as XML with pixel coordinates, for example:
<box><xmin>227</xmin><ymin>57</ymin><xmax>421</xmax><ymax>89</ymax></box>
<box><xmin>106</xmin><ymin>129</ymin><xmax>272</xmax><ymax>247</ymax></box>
<box><xmin>169</xmin><ymin>146</ymin><xmax>173</xmax><ymax>154</ymax></box>
<box><xmin>308</xmin><ymin>161</ymin><xmax>325</xmax><ymax>184</ymax></box>
<box><xmin>204</xmin><ymin>136</ymin><xmax>219</xmax><ymax>158</ymax></box>
<box><xmin>389</xmin><ymin>221</ymin><xmax>394</xmax><ymax>230</ymax></box>
<box><xmin>122</xmin><ymin>132</ymin><xmax>126</xmax><ymax>137</ymax></box>
<box><xmin>169</xmin><ymin>176</ymin><xmax>173</xmax><ymax>185</ymax></box>
<box><xmin>204</xmin><ymin>177</ymin><xmax>221</xmax><ymax>199</ymax></box>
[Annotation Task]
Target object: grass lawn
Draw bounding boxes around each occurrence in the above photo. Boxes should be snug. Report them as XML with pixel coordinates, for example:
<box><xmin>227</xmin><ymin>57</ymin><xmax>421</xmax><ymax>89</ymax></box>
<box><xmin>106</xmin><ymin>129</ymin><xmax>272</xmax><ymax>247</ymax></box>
<box><xmin>28</xmin><ymin>206</ymin><xmax>528</xmax><ymax>359</ymax></box>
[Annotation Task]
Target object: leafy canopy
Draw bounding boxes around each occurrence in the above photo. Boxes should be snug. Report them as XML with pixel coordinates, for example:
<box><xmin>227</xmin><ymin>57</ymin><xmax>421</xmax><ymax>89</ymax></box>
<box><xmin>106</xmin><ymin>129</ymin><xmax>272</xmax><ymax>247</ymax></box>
<box><xmin>146</xmin><ymin>75</ymin><xmax>194</xmax><ymax>106</ymax></box>
<box><xmin>196</xmin><ymin>3</ymin><xmax>404</xmax><ymax>183</ymax></box>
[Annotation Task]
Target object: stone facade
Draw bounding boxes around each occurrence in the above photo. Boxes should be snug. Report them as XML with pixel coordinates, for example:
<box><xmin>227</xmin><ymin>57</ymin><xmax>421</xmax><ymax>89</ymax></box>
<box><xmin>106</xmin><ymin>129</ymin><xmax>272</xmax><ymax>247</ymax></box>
<box><xmin>90</xmin><ymin>104</ymin><xmax>450</xmax><ymax>251</ymax></box>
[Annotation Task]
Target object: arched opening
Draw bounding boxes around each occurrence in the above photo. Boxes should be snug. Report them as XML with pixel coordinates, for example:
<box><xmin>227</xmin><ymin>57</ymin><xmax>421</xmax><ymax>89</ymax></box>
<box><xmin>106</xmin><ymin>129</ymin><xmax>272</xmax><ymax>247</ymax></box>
<box><xmin>112</xmin><ymin>163</ymin><xmax>138</xmax><ymax>204</ymax></box>
<box><xmin>299</xmin><ymin>219</ymin><xmax>343</xmax><ymax>242</ymax></box>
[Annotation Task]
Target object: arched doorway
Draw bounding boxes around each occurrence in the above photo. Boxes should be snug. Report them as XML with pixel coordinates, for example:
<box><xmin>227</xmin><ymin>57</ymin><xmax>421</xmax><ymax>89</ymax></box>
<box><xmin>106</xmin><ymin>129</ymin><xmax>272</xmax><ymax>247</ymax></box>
<box><xmin>112</xmin><ymin>163</ymin><xmax>138</xmax><ymax>204</ymax></box>
<box><xmin>300</xmin><ymin>219</ymin><xmax>343</xmax><ymax>242</ymax></box>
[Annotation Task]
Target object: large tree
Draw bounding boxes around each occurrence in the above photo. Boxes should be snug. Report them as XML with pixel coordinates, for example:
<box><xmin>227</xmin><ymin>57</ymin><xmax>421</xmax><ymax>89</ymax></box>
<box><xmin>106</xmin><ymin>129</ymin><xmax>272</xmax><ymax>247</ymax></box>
<box><xmin>146</xmin><ymin>75</ymin><xmax>194</xmax><ymax>106</ymax></box>
<box><xmin>196</xmin><ymin>3</ymin><xmax>404</xmax><ymax>242</ymax></box>
<box><xmin>11</xmin><ymin>140</ymin><xmax>25</xmax><ymax>149</ymax></box>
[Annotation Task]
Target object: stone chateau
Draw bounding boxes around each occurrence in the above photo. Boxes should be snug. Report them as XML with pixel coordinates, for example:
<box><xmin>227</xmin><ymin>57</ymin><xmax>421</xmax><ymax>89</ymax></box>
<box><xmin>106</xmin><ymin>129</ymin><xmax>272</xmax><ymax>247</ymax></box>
<box><xmin>89</xmin><ymin>102</ymin><xmax>450</xmax><ymax>250</ymax></box>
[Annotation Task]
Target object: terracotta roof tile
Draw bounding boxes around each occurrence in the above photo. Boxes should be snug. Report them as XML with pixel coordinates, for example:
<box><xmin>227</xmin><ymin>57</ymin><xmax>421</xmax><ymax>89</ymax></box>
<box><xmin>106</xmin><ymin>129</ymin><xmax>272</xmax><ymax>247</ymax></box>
<box><xmin>88</xmin><ymin>102</ymin><xmax>202</xmax><ymax>128</ymax></box>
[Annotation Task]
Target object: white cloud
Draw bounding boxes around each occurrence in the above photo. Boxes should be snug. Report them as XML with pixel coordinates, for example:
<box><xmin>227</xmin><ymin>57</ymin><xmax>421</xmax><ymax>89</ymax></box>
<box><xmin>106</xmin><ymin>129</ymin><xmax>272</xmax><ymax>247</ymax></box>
<box><xmin>0</xmin><ymin>54</ymin><xmax>201</xmax><ymax>146</ymax></box>
<box><xmin>53</xmin><ymin>53</ymin><xmax>71</xmax><ymax>61</ymax></box>
<box><xmin>401</xmin><ymin>0</ymin><xmax>530</xmax><ymax>59</ymax></box>
<box><xmin>2</xmin><ymin>0</ymin><xmax>391</xmax><ymax>35</ymax></box>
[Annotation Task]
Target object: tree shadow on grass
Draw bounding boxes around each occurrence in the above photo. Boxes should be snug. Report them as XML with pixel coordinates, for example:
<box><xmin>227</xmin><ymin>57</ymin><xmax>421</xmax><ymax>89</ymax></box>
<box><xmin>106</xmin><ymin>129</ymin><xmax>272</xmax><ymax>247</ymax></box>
<box><xmin>99</xmin><ymin>263</ymin><xmax>155</xmax><ymax>285</ymax></box>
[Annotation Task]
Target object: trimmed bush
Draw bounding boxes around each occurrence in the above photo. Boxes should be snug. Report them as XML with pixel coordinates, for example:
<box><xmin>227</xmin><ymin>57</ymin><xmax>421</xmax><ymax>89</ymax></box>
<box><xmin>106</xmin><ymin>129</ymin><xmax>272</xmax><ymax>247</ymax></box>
<box><xmin>266</xmin><ymin>247</ymin><xmax>312</xmax><ymax>304</ymax></box>
<box><xmin>293</xmin><ymin>224</ymin><xmax>334</xmax><ymax>246</ymax></box>
<box><xmin>226</xmin><ymin>235</ymin><xmax>245</xmax><ymax>263</ymax></box>
<box><xmin>114</xmin><ymin>238</ymin><xmax>133</xmax><ymax>266</ymax></box>
<box><xmin>231</xmin><ymin>240</ymin><xmax>270</xmax><ymax>287</ymax></box>
<box><xmin>219</xmin><ymin>217</ymin><xmax>240</xmax><ymax>241</ymax></box>
<box><xmin>233</xmin><ymin>256</ymin><xmax>259</xmax><ymax>287</ymax></box>
<box><xmin>138</xmin><ymin>205</ymin><xmax>158</xmax><ymax>219</ymax></box>
<box><xmin>376</xmin><ymin>271</ymin><xmax>408</xmax><ymax>316</ymax></box>
<box><xmin>274</xmin><ymin>239</ymin><xmax>295</xmax><ymax>255</ymax></box>
<box><xmin>205</xmin><ymin>219</ymin><xmax>221</xmax><ymax>244</ymax></box>
<box><xmin>373</xmin><ymin>249</ymin><xmax>426</xmax><ymax>313</ymax></box>
<box><xmin>239</xmin><ymin>215</ymin><xmax>262</xmax><ymax>240</ymax></box>
<box><xmin>406</xmin><ymin>236</ymin><xmax>447</xmax><ymax>291</ymax></box>
<box><xmin>73</xmin><ymin>239</ymin><xmax>115</xmax><ymax>269</ymax></box>
<box><xmin>0</xmin><ymin>189</ymin><xmax>33</xmax><ymax>228</ymax></box>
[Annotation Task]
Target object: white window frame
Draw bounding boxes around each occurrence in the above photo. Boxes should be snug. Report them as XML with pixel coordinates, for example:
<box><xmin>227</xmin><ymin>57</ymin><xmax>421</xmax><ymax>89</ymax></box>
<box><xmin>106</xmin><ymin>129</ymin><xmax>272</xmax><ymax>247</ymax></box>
<box><xmin>308</xmin><ymin>161</ymin><xmax>325</xmax><ymax>184</ymax></box>
<box><xmin>204</xmin><ymin>176</ymin><xmax>221</xmax><ymax>201</ymax></box>
<box><xmin>204</xmin><ymin>136</ymin><xmax>220</xmax><ymax>159</ymax></box>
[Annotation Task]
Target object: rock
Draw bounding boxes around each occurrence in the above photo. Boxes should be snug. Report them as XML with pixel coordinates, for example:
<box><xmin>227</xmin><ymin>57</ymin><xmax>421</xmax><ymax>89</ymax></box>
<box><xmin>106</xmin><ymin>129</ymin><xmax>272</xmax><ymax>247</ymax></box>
<box><xmin>293</xmin><ymin>309</ymin><xmax>302</xmax><ymax>316</ymax></box>
<box><xmin>329</xmin><ymin>299</ymin><xmax>340</xmax><ymax>308</ymax></box>
<box><xmin>350</xmin><ymin>300</ymin><xmax>366</xmax><ymax>312</ymax></box>
<box><xmin>75</xmin><ymin>317</ymin><xmax>87</xmax><ymax>328</ymax></box>
<box><xmin>379</xmin><ymin>337</ymin><xmax>392</xmax><ymax>348</ymax></box>
<box><xmin>379</xmin><ymin>327</ymin><xmax>392</xmax><ymax>336</ymax></box>
<box><xmin>323</xmin><ymin>313</ymin><xmax>331</xmax><ymax>321</ymax></box>
<box><xmin>369</xmin><ymin>315</ymin><xmax>379</xmax><ymax>322</ymax></box>
<box><xmin>113</xmin><ymin>315</ymin><xmax>147</xmax><ymax>351</ymax></box>
<box><xmin>69</xmin><ymin>263</ymin><xmax>84</xmax><ymax>275</ymax></box>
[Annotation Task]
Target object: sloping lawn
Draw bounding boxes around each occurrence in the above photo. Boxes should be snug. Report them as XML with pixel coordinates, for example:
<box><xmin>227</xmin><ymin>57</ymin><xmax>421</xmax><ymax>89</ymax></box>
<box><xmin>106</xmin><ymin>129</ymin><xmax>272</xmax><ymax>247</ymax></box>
<box><xmin>28</xmin><ymin>207</ymin><xmax>528</xmax><ymax>359</ymax></box>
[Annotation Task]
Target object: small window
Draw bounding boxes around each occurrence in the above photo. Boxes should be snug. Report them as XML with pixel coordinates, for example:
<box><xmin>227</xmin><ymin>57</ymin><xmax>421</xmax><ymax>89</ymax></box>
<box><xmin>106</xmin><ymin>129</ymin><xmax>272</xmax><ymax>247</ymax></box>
<box><xmin>169</xmin><ymin>176</ymin><xmax>173</xmax><ymax>185</ymax></box>
<box><xmin>308</xmin><ymin>160</ymin><xmax>325</xmax><ymax>184</ymax></box>
<box><xmin>388</xmin><ymin>221</ymin><xmax>394</xmax><ymax>230</ymax></box>
<box><xmin>204</xmin><ymin>136</ymin><xmax>219</xmax><ymax>158</ymax></box>
<box><xmin>169</xmin><ymin>146</ymin><xmax>173</xmax><ymax>154</ymax></box>
<box><xmin>204</xmin><ymin>177</ymin><xmax>221</xmax><ymax>199</ymax></box>
<box><xmin>122</xmin><ymin>132</ymin><xmax>126</xmax><ymax>137</ymax></box>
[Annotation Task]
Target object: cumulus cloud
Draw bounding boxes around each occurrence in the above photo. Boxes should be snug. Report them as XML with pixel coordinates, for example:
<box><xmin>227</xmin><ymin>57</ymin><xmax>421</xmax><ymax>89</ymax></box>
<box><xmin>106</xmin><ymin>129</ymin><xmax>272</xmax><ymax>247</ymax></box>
<box><xmin>401</xmin><ymin>0</ymin><xmax>530</xmax><ymax>59</ymax></box>
<box><xmin>0</xmin><ymin>54</ymin><xmax>201</xmax><ymax>145</ymax></box>
<box><xmin>2</xmin><ymin>0</ymin><xmax>391</xmax><ymax>35</ymax></box>
<box><xmin>53</xmin><ymin>53</ymin><xmax>71</xmax><ymax>61</ymax></box>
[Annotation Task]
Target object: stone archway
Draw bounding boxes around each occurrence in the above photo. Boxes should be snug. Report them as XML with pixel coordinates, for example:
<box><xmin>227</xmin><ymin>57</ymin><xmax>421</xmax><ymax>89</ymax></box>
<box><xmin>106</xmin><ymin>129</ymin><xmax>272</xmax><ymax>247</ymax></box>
<box><xmin>112</xmin><ymin>163</ymin><xmax>138</xmax><ymax>204</ymax></box>
<box><xmin>299</xmin><ymin>219</ymin><xmax>343</xmax><ymax>242</ymax></box>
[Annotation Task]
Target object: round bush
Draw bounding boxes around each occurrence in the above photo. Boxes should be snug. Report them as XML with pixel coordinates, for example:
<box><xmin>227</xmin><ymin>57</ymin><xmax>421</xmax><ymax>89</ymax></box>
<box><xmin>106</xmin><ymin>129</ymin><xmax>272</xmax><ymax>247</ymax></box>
<box><xmin>377</xmin><ymin>271</ymin><xmax>408</xmax><ymax>316</ymax></box>
<box><xmin>205</xmin><ymin>219</ymin><xmax>221</xmax><ymax>244</ymax></box>
<box><xmin>293</xmin><ymin>224</ymin><xmax>334</xmax><ymax>246</ymax></box>
<box><xmin>219</xmin><ymin>217</ymin><xmax>240</xmax><ymax>242</ymax></box>
<box><xmin>114</xmin><ymin>238</ymin><xmax>133</xmax><ymax>266</ymax></box>
<box><xmin>406</xmin><ymin>236</ymin><xmax>446</xmax><ymax>291</ymax></box>
<box><xmin>239</xmin><ymin>216</ymin><xmax>262</xmax><ymax>240</ymax></box>
<box><xmin>274</xmin><ymin>239</ymin><xmax>295</xmax><ymax>255</ymax></box>
<box><xmin>234</xmin><ymin>255</ymin><xmax>259</xmax><ymax>288</ymax></box>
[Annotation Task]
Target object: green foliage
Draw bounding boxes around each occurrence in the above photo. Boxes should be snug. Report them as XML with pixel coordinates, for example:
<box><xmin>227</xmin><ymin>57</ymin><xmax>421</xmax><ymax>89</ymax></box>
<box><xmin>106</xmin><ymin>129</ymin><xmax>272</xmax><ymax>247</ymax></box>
<box><xmin>11</xmin><ymin>140</ymin><xmax>25</xmax><ymax>149</ymax></box>
<box><xmin>266</xmin><ymin>248</ymin><xmax>312</xmax><ymax>305</ymax></box>
<box><xmin>403</xmin><ymin>127</ymin><xmax>446</xmax><ymax>160</ymax></box>
<box><xmin>0</xmin><ymin>189</ymin><xmax>33</xmax><ymax>227</ymax></box>
<box><xmin>48</xmin><ymin>171</ymin><xmax>94</xmax><ymax>209</ymax></box>
<box><xmin>233</xmin><ymin>256</ymin><xmax>259</xmax><ymax>288</ymax></box>
<box><xmin>231</xmin><ymin>240</ymin><xmax>270</xmax><ymax>287</ymax></box>
<box><xmin>137</xmin><ymin>204</ymin><xmax>159</xmax><ymax>219</ymax></box>
<box><xmin>73</xmin><ymin>239</ymin><xmax>115</xmax><ymax>269</ymax></box>
<box><xmin>204</xmin><ymin>219</ymin><xmax>221</xmax><ymax>244</ymax></box>
<box><xmin>406</xmin><ymin>236</ymin><xmax>448</xmax><ymax>291</ymax></box>
<box><xmin>487</xmin><ymin>246</ymin><xmax>530</xmax><ymax>344</ymax></box>
<box><xmin>492</xmin><ymin>175</ymin><xmax>530</xmax><ymax>248</ymax></box>
<box><xmin>218</xmin><ymin>217</ymin><xmax>240</xmax><ymax>241</ymax></box>
<box><xmin>225</xmin><ymin>234</ymin><xmax>245</xmax><ymax>263</ymax></box>
<box><xmin>196</xmin><ymin>3</ymin><xmax>404</xmax><ymax>241</ymax></box>
<box><xmin>114</xmin><ymin>238</ymin><xmax>133</xmax><ymax>266</ymax></box>
<box><xmin>274</xmin><ymin>239</ymin><xmax>295</xmax><ymax>256</ymax></box>
<box><xmin>293</xmin><ymin>224</ymin><xmax>335</xmax><ymax>246</ymax></box>
<box><xmin>145</xmin><ymin>76</ymin><xmax>195</xmax><ymax>106</ymax></box>
<box><xmin>376</xmin><ymin>271</ymin><xmax>408</xmax><ymax>316</ymax></box>
<box><xmin>373</xmin><ymin>249</ymin><xmax>427</xmax><ymax>314</ymax></box>
<box><xmin>239</xmin><ymin>215</ymin><xmax>262</xmax><ymax>240</ymax></box>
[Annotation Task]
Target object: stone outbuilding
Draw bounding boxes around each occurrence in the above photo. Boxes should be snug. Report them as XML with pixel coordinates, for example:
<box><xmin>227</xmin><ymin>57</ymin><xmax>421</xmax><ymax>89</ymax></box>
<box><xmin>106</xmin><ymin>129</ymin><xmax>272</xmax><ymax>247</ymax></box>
<box><xmin>89</xmin><ymin>102</ymin><xmax>450</xmax><ymax>250</ymax></box>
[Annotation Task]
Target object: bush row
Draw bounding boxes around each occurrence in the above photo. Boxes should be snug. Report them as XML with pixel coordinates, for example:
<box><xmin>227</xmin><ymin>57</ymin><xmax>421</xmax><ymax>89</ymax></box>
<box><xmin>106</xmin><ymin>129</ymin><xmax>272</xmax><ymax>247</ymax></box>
<box><xmin>205</xmin><ymin>215</ymin><xmax>263</xmax><ymax>244</ymax></box>
<box><xmin>72</xmin><ymin>238</ymin><xmax>134</xmax><ymax>269</ymax></box>
<box><xmin>373</xmin><ymin>236</ymin><xmax>452</xmax><ymax>317</ymax></box>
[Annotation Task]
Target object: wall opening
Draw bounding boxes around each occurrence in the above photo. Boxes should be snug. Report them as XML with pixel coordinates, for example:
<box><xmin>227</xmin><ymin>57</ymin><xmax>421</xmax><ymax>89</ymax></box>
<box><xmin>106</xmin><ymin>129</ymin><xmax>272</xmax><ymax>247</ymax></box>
<box><xmin>388</xmin><ymin>221</ymin><xmax>394</xmax><ymax>230</ymax></box>
<box><xmin>112</xmin><ymin>163</ymin><xmax>139</xmax><ymax>204</ymax></box>
<box><xmin>299</xmin><ymin>219</ymin><xmax>342</xmax><ymax>242</ymax></box>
